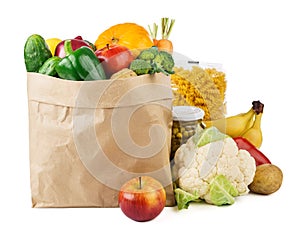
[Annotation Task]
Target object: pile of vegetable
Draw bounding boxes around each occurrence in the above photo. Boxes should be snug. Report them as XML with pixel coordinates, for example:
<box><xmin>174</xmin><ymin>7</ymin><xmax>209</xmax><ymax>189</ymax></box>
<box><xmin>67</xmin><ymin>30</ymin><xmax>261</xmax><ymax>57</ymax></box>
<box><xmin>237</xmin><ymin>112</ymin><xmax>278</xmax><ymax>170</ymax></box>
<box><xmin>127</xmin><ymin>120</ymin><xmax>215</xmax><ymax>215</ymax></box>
<box><xmin>24</xmin><ymin>19</ymin><xmax>176</xmax><ymax>81</ymax></box>
<box><xmin>24</xmin><ymin>18</ymin><xmax>283</xmax><ymax>212</ymax></box>
<box><xmin>172</xmin><ymin>101</ymin><xmax>283</xmax><ymax>210</ymax></box>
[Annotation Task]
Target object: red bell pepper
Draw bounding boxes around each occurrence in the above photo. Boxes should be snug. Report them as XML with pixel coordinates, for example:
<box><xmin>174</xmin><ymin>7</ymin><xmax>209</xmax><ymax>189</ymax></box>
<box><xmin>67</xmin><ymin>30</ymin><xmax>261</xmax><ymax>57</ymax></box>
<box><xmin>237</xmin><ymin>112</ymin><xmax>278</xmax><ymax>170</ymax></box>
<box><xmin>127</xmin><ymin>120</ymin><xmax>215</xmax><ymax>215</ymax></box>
<box><xmin>233</xmin><ymin>137</ymin><xmax>271</xmax><ymax>166</ymax></box>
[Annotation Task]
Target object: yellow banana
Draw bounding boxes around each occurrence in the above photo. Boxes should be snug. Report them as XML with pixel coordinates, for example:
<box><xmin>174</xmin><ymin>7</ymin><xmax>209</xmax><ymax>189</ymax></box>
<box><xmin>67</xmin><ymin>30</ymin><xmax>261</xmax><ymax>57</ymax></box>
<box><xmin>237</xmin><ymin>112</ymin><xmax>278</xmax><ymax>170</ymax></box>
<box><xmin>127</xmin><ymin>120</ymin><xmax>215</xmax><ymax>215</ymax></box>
<box><xmin>241</xmin><ymin>112</ymin><xmax>263</xmax><ymax>148</ymax></box>
<box><xmin>240</xmin><ymin>111</ymin><xmax>255</xmax><ymax>135</ymax></box>
<box><xmin>203</xmin><ymin>108</ymin><xmax>255</xmax><ymax>137</ymax></box>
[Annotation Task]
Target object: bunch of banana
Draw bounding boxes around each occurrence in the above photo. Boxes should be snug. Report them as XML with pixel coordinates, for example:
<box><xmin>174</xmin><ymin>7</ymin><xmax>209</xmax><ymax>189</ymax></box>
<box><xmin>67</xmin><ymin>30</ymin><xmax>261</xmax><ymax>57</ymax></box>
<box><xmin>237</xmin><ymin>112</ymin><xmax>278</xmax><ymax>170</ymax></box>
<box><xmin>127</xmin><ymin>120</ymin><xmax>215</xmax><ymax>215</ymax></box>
<box><xmin>203</xmin><ymin>101</ymin><xmax>264</xmax><ymax>148</ymax></box>
<box><xmin>241</xmin><ymin>112</ymin><xmax>263</xmax><ymax>148</ymax></box>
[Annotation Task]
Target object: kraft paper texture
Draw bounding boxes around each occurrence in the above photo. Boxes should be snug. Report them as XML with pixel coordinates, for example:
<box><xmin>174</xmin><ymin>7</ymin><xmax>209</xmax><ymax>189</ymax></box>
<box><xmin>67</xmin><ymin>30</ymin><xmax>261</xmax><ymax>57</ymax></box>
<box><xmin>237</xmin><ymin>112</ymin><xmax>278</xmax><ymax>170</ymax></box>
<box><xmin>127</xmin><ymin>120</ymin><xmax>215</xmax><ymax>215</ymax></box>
<box><xmin>27</xmin><ymin>72</ymin><xmax>175</xmax><ymax>207</ymax></box>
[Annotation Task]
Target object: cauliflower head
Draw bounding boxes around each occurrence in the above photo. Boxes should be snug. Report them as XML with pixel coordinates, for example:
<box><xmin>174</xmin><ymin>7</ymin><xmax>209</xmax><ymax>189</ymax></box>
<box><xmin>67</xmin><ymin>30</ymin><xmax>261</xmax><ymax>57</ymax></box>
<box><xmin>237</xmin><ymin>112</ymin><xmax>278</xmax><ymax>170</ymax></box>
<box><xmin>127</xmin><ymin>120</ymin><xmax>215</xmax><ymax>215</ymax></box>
<box><xmin>172</xmin><ymin>136</ymin><xmax>256</xmax><ymax>204</ymax></box>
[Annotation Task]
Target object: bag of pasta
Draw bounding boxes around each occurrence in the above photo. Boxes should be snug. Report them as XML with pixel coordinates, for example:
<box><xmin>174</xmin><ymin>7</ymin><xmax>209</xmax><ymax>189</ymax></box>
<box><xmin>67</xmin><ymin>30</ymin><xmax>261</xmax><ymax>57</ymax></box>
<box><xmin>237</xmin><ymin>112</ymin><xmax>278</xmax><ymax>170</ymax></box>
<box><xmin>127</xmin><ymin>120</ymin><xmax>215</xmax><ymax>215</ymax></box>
<box><xmin>171</xmin><ymin>60</ymin><xmax>227</xmax><ymax>121</ymax></box>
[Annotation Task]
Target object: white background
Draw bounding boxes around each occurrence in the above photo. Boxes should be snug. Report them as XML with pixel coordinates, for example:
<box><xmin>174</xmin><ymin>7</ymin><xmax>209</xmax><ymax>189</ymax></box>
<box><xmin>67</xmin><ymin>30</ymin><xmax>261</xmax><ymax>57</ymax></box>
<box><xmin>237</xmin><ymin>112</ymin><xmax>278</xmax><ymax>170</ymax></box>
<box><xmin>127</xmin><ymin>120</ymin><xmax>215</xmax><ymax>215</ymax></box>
<box><xmin>1</xmin><ymin>0</ymin><xmax>299</xmax><ymax>239</ymax></box>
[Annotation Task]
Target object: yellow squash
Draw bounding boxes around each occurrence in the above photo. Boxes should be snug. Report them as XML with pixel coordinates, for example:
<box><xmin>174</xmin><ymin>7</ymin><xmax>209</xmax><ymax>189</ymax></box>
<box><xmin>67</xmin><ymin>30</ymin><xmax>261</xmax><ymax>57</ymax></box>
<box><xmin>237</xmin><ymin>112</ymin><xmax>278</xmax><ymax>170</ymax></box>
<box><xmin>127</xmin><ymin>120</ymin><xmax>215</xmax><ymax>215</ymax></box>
<box><xmin>94</xmin><ymin>23</ymin><xmax>153</xmax><ymax>56</ymax></box>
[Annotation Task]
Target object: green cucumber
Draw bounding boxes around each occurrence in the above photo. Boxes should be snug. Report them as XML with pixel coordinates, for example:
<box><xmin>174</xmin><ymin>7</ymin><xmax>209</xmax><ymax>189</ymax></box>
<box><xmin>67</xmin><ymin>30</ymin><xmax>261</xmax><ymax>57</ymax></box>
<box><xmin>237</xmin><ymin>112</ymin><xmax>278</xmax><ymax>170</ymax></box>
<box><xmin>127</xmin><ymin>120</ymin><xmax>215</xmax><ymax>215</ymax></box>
<box><xmin>24</xmin><ymin>34</ymin><xmax>52</xmax><ymax>72</ymax></box>
<box><xmin>38</xmin><ymin>56</ymin><xmax>61</xmax><ymax>77</ymax></box>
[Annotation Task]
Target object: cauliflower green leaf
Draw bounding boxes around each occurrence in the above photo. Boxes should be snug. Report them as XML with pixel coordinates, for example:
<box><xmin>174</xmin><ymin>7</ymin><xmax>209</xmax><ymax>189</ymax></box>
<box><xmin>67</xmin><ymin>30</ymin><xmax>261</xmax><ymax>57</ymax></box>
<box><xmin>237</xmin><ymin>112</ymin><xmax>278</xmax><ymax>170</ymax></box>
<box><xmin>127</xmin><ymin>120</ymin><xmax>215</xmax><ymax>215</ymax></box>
<box><xmin>193</xmin><ymin>126</ymin><xmax>228</xmax><ymax>147</ymax></box>
<box><xmin>209</xmin><ymin>175</ymin><xmax>239</xmax><ymax>206</ymax></box>
<box><xmin>174</xmin><ymin>188</ymin><xmax>201</xmax><ymax>210</ymax></box>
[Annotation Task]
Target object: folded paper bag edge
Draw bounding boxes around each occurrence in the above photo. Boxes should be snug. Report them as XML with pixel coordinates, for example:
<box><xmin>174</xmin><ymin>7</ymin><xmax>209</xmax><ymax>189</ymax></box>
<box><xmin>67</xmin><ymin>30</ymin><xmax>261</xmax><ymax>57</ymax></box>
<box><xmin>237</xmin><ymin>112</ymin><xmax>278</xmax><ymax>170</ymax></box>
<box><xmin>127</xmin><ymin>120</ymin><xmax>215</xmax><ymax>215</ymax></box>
<box><xmin>27</xmin><ymin>72</ymin><xmax>173</xmax><ymax>109</ymax></box>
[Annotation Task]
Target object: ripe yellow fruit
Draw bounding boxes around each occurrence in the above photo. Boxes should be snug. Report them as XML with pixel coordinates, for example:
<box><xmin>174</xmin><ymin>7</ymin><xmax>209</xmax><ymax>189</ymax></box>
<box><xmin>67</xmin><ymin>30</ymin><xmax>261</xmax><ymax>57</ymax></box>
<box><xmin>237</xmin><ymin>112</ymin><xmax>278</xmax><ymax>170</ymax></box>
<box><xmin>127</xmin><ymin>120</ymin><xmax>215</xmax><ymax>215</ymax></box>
<box><xmin>204</xmin><ymin>108</ymin><xmax>255</xmax><ymax>138</ymax></box>
<box><xmin>241</xmin><ymin>113</ymin><xmax>263</xmax><ymax>148</ymax></box>
<box><xmin>46</xmin><ymin>38</ymin><xmax>62</xmax><ymax>56</ymax></box>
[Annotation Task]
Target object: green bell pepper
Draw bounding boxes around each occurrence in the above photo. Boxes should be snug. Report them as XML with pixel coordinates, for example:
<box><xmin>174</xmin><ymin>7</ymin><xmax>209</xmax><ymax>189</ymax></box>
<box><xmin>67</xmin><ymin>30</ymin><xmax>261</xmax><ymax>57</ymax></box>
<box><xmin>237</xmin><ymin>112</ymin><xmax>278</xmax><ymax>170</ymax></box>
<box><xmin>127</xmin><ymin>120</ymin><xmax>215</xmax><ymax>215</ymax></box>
<box><xmin>55</xmin><ymin>40</ymin><xmax>106</xmax><ymax>81</ymax></box>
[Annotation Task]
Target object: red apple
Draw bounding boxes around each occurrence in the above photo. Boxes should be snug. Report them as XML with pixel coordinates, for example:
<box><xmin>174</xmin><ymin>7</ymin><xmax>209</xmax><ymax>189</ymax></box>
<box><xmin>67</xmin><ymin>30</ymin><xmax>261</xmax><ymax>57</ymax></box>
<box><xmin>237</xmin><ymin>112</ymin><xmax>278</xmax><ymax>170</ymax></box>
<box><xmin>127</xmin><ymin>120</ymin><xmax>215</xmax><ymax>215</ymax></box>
<box><xmin>95</xmin><ymin>44</ymin><xmax>134</xmax><ymax>78</ymax></box>
<box><xmin>118</xmin><ymin>176</ymin><xmax>166</xmax><ymax>222</ymax></box>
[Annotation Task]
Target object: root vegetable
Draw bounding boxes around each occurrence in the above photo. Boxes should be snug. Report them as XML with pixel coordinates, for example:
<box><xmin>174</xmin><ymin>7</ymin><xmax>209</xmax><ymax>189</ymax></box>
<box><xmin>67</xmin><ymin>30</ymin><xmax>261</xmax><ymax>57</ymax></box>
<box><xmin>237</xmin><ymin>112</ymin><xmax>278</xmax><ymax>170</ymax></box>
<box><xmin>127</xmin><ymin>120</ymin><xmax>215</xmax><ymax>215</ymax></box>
<box><xmin>158</xmin><ymin>17</ymin><xmax>175</xmax><ymax>53</ymax></box>
<box><xmin>148</xmin><ymin>18</ymin><xmax>175</xmax><ymax>53</ymax></box>
<box><xmin>249</xmin><ymin>164</ymin><xmax>283</xmax><ymax>195</ymax></box>
<box><xmin>157</xmin><ymin>39</ymin><xmax>173</xmax><ymax>53</ymax></box>
<box><xmin>148</xmin><ymin>23</ymin><xmax>158</xmax><ymax>46</ymax></box>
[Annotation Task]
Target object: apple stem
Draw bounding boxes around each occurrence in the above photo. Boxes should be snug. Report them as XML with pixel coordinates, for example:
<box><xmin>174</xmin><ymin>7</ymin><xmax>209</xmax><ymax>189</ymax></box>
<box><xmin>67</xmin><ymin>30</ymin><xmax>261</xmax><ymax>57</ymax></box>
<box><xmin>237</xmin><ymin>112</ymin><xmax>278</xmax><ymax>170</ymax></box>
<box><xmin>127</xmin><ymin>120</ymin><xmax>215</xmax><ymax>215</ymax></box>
<box><xmin>138</xmin><ymin>176</ymin><xmax>142</xmax><ymax>189</ymax></box>
<box><xmin>106</xmin><ymin>43</ymin><xmax>109</xmax><ymax>50</ymax></box>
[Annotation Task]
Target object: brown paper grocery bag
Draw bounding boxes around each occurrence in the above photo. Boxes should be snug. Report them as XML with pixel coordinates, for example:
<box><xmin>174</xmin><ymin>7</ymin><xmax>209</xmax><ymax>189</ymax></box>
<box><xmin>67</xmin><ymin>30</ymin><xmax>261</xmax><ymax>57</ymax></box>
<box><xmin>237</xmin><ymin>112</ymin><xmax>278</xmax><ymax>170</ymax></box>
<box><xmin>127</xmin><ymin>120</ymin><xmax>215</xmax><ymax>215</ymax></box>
<box><xmin>27</xmin><ymin>72</ymin><xmax>175</xmax><ymax>207</ymax></box>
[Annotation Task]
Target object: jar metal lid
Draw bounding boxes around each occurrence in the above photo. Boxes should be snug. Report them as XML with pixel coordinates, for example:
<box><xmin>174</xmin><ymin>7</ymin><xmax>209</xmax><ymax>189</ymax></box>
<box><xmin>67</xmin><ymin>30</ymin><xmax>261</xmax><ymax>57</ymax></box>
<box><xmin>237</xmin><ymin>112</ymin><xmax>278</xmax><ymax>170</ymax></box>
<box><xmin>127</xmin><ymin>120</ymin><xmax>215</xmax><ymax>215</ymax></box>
<box><xmin>172</xmin><ymin>106</ymin><xmax>205</xmax><ymax>121</ymax></box>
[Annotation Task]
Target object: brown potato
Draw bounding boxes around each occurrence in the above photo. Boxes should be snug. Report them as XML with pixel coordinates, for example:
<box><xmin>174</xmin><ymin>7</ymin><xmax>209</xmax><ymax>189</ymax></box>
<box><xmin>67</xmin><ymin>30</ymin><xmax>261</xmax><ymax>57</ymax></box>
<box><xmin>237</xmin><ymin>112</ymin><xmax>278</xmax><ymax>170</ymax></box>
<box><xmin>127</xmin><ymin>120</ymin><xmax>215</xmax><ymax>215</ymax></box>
<box><xmin>249</xmin><ymin>164</ymin><xmax>283</xmax><ymax>195</ymax></box>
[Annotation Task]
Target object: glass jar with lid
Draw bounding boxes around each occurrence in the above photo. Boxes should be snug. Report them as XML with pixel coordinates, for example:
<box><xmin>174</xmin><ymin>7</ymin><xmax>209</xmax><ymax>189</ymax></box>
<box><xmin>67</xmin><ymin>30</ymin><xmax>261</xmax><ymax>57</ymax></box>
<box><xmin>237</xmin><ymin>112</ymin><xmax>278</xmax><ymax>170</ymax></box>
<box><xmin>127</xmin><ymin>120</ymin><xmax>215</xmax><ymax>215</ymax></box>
<box><xmin>170</xmin><ymin>106</ymin><xmax>205</xmax><ymax>160</ymax></box>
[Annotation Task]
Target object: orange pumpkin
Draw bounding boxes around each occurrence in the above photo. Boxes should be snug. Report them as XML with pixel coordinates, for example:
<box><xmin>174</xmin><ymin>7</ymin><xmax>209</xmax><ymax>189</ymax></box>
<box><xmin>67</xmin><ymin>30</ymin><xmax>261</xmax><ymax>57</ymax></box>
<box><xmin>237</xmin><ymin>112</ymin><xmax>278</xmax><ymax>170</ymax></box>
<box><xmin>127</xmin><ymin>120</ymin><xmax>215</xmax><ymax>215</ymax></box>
<box><xmin>94</xmin><ymin>23</ymin><xmax>153</xmax><ymax>56</ymax></box>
